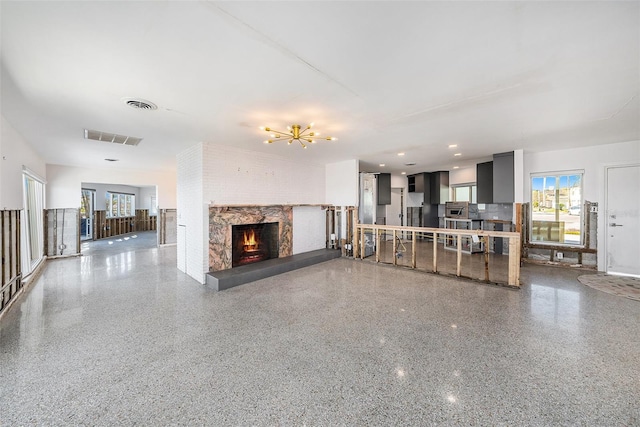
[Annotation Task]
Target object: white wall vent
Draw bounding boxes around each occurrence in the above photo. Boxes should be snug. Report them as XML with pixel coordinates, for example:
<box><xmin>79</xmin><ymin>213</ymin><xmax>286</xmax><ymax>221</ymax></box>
<box><xmin>84</xmin><ymin>129</ymin><xmax>143</xmax><ymax>146</ymax></box>
<box><xmin>124</xmin><ymin>98</ymin><xmax>157</xmax><ymax>110</ymax></box>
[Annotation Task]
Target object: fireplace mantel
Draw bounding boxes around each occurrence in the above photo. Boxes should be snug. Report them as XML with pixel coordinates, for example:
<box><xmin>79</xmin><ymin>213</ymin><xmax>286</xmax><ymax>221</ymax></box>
<box><xmin>209</xmin><ymin>205</ymin><xmax>294</xmax><ymax>272</ymax></box>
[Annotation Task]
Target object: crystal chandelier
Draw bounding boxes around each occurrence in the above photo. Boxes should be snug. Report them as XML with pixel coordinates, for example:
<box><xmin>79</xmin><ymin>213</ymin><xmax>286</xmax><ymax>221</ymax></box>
<box><xmin>260</xmin><ymin>123</ymin><xmax>337</xmax><ymax>149</ymax></box>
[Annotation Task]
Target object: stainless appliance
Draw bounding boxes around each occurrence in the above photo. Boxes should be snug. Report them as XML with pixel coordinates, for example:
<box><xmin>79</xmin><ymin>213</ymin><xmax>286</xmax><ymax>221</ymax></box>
<box><xmin>445</xmin><ymin>202</ymin><xmax>479</xmax><ymax>219</ymax></box>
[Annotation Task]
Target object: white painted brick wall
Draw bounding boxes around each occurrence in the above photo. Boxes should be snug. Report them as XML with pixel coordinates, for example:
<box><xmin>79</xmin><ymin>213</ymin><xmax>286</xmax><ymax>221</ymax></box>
<box><xmin>292</xmin><ymin>206</ymin><xmax>326</xmax><ymax>254</ymax></box>
<box><xmin>178</xmin><ymin>142</ymin><xmax>329</xmax><ymax>283</ymax></box>
<box><xmin>202</xmin><ymin>143</ymin><xmax>325</xmax><ymax>205</ymax></box>
<box><xmin>176</xmin><ymin>143</ymin><xmax>205</xmax><ymax>284</ymax></box>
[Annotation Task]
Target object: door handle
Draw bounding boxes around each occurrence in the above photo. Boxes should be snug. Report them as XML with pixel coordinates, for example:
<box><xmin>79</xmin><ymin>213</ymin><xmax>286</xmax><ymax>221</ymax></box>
<box><xmin>609</xmin><ymin>223</ymin><xmax>623</xmax><ymax>227</ymax></box>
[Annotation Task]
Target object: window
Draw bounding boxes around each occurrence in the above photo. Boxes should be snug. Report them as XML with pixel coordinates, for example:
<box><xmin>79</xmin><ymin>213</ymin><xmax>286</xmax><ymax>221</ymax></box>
<box><xmin>452</xmin><ymin>184</ymin><xmax>477</xmax><ymax>203</ymax></box>
<box><xmin>531</xmin><ymin>172</ymin><xmax>583</xmax><ymax>245</ymax></box>
<box><xmin>106</xmin><ymin>192</ymin><xmax>135</xmax><ymax>217</ymax></box>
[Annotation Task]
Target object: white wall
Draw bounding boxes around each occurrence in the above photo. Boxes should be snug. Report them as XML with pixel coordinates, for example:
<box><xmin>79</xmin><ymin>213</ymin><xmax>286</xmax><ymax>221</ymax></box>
<box><xmin>200</xmin><ymin>142</ymin><xmax>327</xmax><ymax>271</ymax></box>
<box><xmin>46</xmin><ymin>164</ymin><xmax>176</xmax><ymax>209</ymax></box>
<box><xmin>524</xmin><ymin>140</ymin><xmax>640</xmax><ymax>271</ymax></box>
<box><xmin>1</xmin><ymin>114</ymin><xmax>46</xmax><ymax>209</ymax></box>
<box><xmin>390</xmin><ymin>174</ymin><xmax>405</xmax><ymax>189</ymax></box>
<box><xmin>514</xmin><ymin>149</ymin><xmax>524</xmax><ymax>203</ymax></box>
<box><xmin>176</xmin><ymin>143</ymin><xmax>204</xmax><ymax>283</ymax></box>
<box><xmin>293</xmin><ymin>206</ymin><xmax>326</xmax><ymax>254</ymax></box>
<box><xmin>326</xmin><ymin>159</ymin><xmax>358</xmax><ymax>206</ymax></box>
<box><xmin>177</xmin><ymin>142</ymin><xmax>328</xmax><ymax>284</ymax></box>
<box><xmin>139</xmin><ymin>186</ymin><xmax>157</xmax><ymax>211</ymax></box>
<box><xmin>449</xmin><ymin>166</ymin><xmax>476</xmax><ymax>185</ymax></box>
<box><xmin>202</xmin><ymin>143</ymin><xmax>325</xmax><ymax>205</ymax></box>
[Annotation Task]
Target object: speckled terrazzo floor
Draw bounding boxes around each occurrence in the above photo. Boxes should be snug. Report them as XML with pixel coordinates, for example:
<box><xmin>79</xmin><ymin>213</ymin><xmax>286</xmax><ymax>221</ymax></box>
<box><xmin>1</xmin><ymin>233</ymin><xmax>639</xmax><ymax>425</ymax></box>
<box><xmin>577</xmin><ymin>273</ymin><xmax>640</xmax><ymax>301</ymax></box>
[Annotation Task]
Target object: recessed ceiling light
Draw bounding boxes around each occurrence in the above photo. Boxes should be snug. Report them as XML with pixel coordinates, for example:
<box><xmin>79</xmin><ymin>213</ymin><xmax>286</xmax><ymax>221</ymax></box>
<box><xmin>449</xmin><ymin>144</ymin><xmax>458</xmax><ymax>148</ymax></box>
<box><xmin>453</xmin><ymin>166</ymin><xmax>460</xmax><ymax>169</ymax></box>
<box><xmin>454</xmin><ymin>153</ymin><xmax>462</xmax><ymax>157</ymax></box>
<box><xmin>397</xmin><ymin>152</ymin><xmax>405</xmax><ymax>156</ymax></box>
<box><xmin>379</xmin><ymin>163</ymin><xmax>385</xmax><ymax>167</ymax></box>
<box><xmin>401</xmin><ymin>172</ymin><xmax>406</xmax><ymax>175</ymax></box>
<box><xmin>104</xmin><ymin>158</ymin><xmax>119</xmax><ymax>162</ymax></box>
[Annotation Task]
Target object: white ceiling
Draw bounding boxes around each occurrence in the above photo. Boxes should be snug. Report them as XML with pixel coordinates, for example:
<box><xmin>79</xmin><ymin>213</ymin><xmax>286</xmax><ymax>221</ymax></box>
<box><xmin>1</xmin><ymin>1</ymin><xmax>638</xmax><ymax>175</ymax></box>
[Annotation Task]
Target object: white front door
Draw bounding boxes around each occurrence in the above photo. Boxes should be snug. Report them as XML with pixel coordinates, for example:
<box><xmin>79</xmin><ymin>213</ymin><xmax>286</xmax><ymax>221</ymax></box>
<box><xmin>606</xmin><ymin>164</ymin><xmax>640</xmax><ymax>277</ymax></box>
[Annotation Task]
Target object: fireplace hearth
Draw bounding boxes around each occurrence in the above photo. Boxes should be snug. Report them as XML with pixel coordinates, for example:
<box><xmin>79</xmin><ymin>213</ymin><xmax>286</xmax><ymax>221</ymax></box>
<box><xmin>232</xmin><ymin>222</ymin><xmax>279</xmax><ymax>267</ymax></box>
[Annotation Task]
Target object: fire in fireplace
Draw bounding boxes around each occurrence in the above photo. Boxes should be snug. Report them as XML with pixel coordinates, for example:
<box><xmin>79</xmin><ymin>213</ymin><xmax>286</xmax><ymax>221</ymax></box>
<box><xmin>231</xmin><ymin>222</ymin><xmax>279</xmax><ymax>267</ymax></box>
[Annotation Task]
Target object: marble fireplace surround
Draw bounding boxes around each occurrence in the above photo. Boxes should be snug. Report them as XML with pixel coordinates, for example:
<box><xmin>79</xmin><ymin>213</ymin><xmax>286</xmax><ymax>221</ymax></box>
<box><xmin>209</xmin><ymin>205</ymin><xmax>293</xmax><ymax>272</ymax></box>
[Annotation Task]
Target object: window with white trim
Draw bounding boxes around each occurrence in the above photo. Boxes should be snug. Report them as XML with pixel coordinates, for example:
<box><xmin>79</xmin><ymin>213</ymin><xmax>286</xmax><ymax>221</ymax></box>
<box><xmin>531</xmin><ymin>172</ymin><xmax>583</xmax><ymax>245</ymax></box>
<box><xmin>105</xmin><ymin>192</ymin><xmax>135</xmax><ymax>217</ymax></box>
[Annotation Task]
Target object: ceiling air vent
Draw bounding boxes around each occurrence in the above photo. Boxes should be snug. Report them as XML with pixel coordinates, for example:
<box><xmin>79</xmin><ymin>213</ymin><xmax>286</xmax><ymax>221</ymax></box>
<box><xmin>84</xmin><ymin>129</ymin><xmax>143</xmax><ymax>146</ymax></box>
<box><xmin>124</xmin><ymin>98</ymin><xmax>157</xmax><ymax>110</ymax></box>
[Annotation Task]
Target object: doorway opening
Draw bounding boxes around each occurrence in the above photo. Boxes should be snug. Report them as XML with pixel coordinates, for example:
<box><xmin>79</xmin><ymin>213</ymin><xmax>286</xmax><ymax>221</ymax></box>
<box><xmin>80</xmin><ymin>188</ymin><xmax>95</xmax><ymax>241</ymax></box>
<box><xmin>80</xmin><ymin>183</ymin><xmax>159</xmax><ymax>253</ymax></box>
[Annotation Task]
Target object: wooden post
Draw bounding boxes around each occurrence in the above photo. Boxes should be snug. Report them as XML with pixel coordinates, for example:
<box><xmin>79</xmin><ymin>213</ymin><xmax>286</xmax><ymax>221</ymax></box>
<box><xmin>375</xmin><ymin>228</ymin><xmax>380</xmax><ymax>263</ymax></box>
<box><xmin>1</xmin><ymin>211</ymin><xmax>5</xmax><ymax>291</ymax></box>
<box><xmin>353</xmin><ymin>225</ymin><xmax>359</xmax><ymax>259</ymax></box>
<box><xmin>515</xmin><ymin>202</ymin><xmax>524</xmax><ymax>263</ymax></box>
<box><xmin>508</xmin><ymin>236</ymin><xmax>520</xmax><ymax>287</ymax></box>
<box><xmin>16</xmin><ymin>211</ymin><xmax>21</xmax><ymax>288</ymax></box>
<box><xmin>484</xmin><ymin>235</ymin><xmax>490</xmax><ymax>282</ymax></box>
<box><xmin>52</xmin><ymin>209</ymin><xmax>58</xmax><ymax>257</ymax></box>
<box><xmin>360</xmin><ymin>226</ymin><xmax>365</xmax><ymax>260</ymax></box>
<box><xmin>584</xmin><ymin>201</ymin><xmax>591</xmax><ymax>262</ymax></box>
<box><xmin>16</xmin><ymin>211</ymin><xmax>21</xmax><ymax>292</ymax></box>
<box><xmin>432</xmin><ymin>231</ymin><xmax>438</xmax><ymax>273</ymax></box>
<box><xmin>411</xmin><ymin>230</ymin><xmax>416</xmax><ymax>268</ymax></box>
<box><xmin>1</xmin><ymin>211</ymin><xmax>24</xmax><ymax>314</ymax></box>
<box><xmin>456</xmin><ymin>234</ymin><xmax>462</xmax><ymax>277</ymax></box>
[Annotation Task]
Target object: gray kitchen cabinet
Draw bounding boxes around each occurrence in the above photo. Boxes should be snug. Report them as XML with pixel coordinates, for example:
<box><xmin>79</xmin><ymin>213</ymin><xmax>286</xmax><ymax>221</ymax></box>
<box><xmin>429</xmin><ymin>171</ymin><xmax>449</xmax><ymax>204</ymax></box>
<box><xmin>408</xmin><ymin>172</ymin><xmax>429</xmax><ymax>195</ymax></box>
<box><xmin>476</xmin><ymin>161</ymin><xmax>493</xmax><ymax>204</ymax></box>
<box><xmin>492</xmin><ymin>152</ymin><xmax>514</xmax><ymax>203</ymax></box>
<box><xmin>377</xmin><ymin>173</ymin><xmax>391</xmax><ymax>205</ymax></box>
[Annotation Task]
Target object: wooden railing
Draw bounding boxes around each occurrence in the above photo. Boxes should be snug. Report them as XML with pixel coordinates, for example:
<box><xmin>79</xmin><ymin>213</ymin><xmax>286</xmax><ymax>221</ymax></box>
<box><xmin>354</xmin><ymin>224</ymin><xmax>521</xmax><ymax>287</ymax></box>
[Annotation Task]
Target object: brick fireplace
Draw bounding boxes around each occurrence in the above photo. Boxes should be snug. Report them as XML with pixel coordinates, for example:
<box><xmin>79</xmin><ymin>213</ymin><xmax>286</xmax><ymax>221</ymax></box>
<box><xmin>209</xmin><ymin>205</ymin><xmax>293</xmax><ymax>272</ymax></box>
